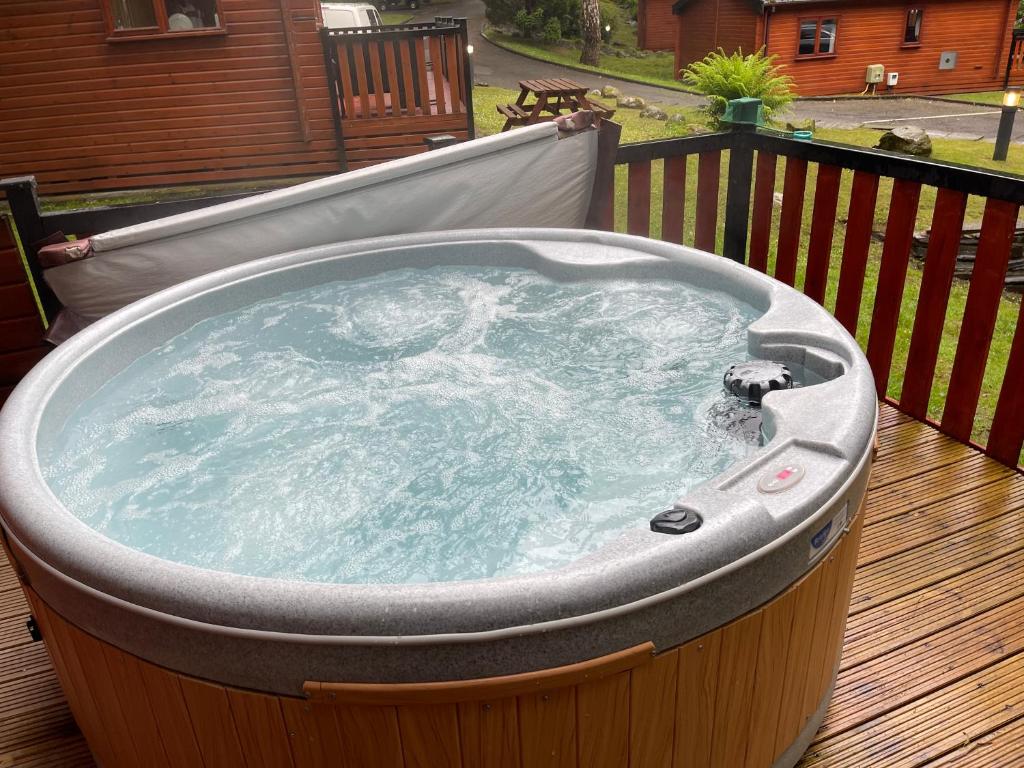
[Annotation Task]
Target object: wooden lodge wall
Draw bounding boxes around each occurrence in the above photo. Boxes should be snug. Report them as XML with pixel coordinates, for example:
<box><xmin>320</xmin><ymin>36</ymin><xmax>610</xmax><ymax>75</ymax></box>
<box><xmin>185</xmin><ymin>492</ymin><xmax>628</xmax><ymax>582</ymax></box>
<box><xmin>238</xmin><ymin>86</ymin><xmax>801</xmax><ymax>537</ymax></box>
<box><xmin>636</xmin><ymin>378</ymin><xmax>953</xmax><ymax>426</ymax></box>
<box><xmin>669</xmin><ymin>0</ymin><xmax>1020</xmax><ymax>97</ymax></box>
<box><xmin>672</xmin><ymin>0</ymin><xmax>758</xmax><ymax>79</ymax></box>
<box><xmin>637</xmin><ymin>0</ymin><xmax>676</xmax><ymax>52</ymax></box>
<box><xmin>0</xmin><ymin>0</ymin><xmax>342</xmax><ymax>195</ymax></box>
<box><xmin>758</xmin><ymin>0</ymin><xmax>1019</xmax><ymax>98</ymax></box>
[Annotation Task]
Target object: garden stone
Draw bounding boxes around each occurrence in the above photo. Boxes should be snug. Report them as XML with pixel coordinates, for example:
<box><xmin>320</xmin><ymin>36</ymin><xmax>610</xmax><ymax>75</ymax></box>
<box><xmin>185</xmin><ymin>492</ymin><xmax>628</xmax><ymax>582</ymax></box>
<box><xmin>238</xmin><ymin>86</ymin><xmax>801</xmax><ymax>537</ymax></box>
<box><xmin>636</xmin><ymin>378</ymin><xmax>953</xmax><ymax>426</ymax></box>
<box><xmin>876</xmin><ymin>125</ymin><xmax>933</xmax><ymax>156</ymax></box>
<box><xmin>668</xmin><ymin>113</ymin><xmax>686</xmax><ymax>124</ymax></box>
<box><xmin>640</xmin><ymin>105</ymin><xmax>668</xmax><ymax>120</ymax></box>
<box><xmin>588</xmin><ymin>89</ymin><xmax>603</xmax><ymax>98</ymax></box>
<box><xmin>601</xmin><ymin>85</ymin><xmax>620</xmax><ymax>99</ymax></box>
<box><xmin>617</xmin><ymin>95</ymin><xmax>646</xmax><ymax>109</ymax></box>
<box><xmin>686</xmin><ymin>123</ymin><xmax>710</xmax><ymax>135</ymax></box>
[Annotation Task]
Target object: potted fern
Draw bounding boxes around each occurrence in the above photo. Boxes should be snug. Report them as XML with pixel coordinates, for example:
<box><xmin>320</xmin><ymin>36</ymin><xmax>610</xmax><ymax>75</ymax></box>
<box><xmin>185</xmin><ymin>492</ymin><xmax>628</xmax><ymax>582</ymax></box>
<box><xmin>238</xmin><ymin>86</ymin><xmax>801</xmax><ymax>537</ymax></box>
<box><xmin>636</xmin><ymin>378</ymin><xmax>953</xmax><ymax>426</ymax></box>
<box><xmin>682</xmin><ymin>48</ymin><xmax>795</xmax><ymax>128</ymax></box>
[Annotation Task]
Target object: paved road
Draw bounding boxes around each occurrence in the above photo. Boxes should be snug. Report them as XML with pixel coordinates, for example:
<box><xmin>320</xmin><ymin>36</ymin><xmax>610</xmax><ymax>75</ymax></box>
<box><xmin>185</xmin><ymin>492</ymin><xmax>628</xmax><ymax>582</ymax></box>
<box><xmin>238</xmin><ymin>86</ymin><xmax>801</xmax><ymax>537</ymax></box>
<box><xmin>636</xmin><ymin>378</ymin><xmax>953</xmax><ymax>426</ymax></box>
<box><xmin>413</xmin><ymin>0</ymin><xmax>704</xmax><ymax>108</ymax></box>
<box><xmin>414</xmin><ymin>0</ymin><xmax>1024</xmax><ymax>141</ymax></box>
<box><xmin>783</xmin><ymin>98</ymin><xmax>1024</xmax><ymax>142</ymax></box>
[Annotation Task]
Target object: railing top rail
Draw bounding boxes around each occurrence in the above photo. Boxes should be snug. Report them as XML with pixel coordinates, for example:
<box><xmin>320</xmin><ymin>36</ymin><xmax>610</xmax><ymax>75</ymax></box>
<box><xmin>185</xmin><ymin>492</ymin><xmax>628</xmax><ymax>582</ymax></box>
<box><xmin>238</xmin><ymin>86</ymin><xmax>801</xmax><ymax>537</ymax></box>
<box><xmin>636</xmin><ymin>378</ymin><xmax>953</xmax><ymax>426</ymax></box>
<box><xmin>322</xmin><ymin>22</ymin><xmax>458</xmax><ymax>39</ymax></box>
<box><xmin>613</xmin><ymin>128</ymin><xmax>1024</xmax><ymax>205</ymax></box>
<box><xmin>613</xmin><ymin>132</ymin><xmax>735</xmax><ymax>163</ymax></box>
<box><xmin>750</xmin><ymin>131</ymin><xmax>1024</xmax><ymax>204</ymax></box>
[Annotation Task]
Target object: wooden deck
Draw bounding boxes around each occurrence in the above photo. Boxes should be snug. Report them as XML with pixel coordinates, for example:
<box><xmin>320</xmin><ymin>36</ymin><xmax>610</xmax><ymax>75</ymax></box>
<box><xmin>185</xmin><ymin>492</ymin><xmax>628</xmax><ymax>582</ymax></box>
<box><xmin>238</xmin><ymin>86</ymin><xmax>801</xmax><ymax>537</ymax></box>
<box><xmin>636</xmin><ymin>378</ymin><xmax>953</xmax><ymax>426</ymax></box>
<box><xmin>2</xmin><ymin>403</ymin><xmax>1023</xmax><ymax>767</ymax></box>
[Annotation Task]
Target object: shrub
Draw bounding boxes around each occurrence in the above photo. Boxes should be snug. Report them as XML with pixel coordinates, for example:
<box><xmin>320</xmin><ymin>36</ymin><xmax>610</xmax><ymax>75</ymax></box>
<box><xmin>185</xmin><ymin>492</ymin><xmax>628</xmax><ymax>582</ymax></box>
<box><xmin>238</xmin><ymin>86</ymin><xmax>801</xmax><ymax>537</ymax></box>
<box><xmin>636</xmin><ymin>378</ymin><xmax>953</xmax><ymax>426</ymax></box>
<box><xmin>542</xmin><ymin>16</ymin><xmax>562</xmax><ymax>42</ymax></box>
<box><xmin>599</xmin><ymin>3</ymin><xmax>616</xmax><ymax>41</ymax></box>
<box><xmin>681</xmin><ymin>48</ymin><xmax>795</xmax><ymax>127</ymax></box>
<box><xmin>513</xmin><ymin>7</ymin><xmax>545</xmax><ymax>37</ymax></box>
<box><xmin>543</xmin><ymin>0</ymin><xmax>581</xmax><ymax>37</ymax></box>
<box><xmin>484</xmin><ymin>0</ymin><xmax>524</xmax><ymax>27</ymax></box>
<box><xmin>615</xmin><ymin>0</ymin><xmax>637</xmax><ymax>20</ymax></box>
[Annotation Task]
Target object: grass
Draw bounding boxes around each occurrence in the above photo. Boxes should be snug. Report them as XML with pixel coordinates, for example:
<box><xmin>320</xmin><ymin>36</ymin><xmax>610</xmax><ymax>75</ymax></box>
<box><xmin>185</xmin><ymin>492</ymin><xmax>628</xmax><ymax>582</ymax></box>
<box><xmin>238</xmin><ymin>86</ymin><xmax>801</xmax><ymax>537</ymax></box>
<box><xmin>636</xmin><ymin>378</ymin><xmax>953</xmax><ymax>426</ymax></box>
<box><xmin>475</xmin><ymin>87</ymin><xmax>1024</xmax><ymax>448</ymax></box>
<box><xmin>483</xmin><ymin>30</ymin><xmax>687</xmax><ymax>92</ymax></box>
<box><xmin>943</xmin><ymin>91</ymin><xmax>1012</xmax><ymax>106</ymax></box>
<box><xmin>380</xmin><ymin>11</ymin><xmax>413</xmax><ymax>24</ymax></box>
<box><xmin>474</xmin><ymin>85</ymin><xmax>703</xmax><ymax>139</ymax></box>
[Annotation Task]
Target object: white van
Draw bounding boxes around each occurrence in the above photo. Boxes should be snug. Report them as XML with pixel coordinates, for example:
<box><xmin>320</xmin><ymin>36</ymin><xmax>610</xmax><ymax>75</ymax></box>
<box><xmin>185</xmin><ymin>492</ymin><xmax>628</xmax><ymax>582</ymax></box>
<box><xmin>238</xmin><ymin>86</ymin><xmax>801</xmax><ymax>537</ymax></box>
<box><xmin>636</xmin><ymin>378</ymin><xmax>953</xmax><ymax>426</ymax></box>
<box><xmin>320</xmin><ymin>2</ymin><xmax>383</xmax><ymax>28</ymax></box>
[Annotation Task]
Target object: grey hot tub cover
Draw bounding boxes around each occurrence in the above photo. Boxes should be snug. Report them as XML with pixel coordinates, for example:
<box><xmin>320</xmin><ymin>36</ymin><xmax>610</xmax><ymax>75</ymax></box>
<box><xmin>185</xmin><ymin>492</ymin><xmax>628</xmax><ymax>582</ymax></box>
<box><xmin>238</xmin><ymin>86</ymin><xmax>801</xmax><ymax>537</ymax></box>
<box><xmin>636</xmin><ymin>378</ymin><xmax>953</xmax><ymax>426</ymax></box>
<box><xmin>43</xmin><ymin>122</ymin><xmax>599</xmax><ymax>325</ymax></box>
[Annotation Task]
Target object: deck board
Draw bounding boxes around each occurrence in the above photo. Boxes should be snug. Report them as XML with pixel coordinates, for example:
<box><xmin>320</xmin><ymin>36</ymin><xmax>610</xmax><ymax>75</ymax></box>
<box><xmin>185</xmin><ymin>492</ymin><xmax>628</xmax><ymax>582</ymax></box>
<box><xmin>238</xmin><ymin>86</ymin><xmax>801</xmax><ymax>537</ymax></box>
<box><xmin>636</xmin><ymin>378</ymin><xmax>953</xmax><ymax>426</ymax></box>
<box><xmin>2</xmin><ymin>403</ymin><xmax>1024</xmax><ymax>767</ymax></box>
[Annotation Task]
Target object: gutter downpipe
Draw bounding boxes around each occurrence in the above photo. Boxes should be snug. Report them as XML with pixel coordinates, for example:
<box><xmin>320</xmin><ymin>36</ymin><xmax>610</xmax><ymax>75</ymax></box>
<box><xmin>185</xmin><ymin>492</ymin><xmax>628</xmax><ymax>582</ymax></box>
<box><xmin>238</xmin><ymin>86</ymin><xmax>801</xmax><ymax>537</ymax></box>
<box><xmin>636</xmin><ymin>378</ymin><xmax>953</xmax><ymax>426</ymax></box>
<box><xmin>762</xmin><ymin>3</ymin><xmax>771</xmax><ymax>52</ymax></box>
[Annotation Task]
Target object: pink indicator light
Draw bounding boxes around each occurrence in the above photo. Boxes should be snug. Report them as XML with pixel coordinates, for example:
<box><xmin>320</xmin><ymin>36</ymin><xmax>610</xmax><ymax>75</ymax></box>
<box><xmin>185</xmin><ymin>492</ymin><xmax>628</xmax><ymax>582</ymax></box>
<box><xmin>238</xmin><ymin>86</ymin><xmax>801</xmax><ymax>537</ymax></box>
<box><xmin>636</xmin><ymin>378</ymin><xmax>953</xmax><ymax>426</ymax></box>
<box><xmin>777</xmin><ymin>468</ymin><xmax>794</xmax><ymax>480</ymax></box>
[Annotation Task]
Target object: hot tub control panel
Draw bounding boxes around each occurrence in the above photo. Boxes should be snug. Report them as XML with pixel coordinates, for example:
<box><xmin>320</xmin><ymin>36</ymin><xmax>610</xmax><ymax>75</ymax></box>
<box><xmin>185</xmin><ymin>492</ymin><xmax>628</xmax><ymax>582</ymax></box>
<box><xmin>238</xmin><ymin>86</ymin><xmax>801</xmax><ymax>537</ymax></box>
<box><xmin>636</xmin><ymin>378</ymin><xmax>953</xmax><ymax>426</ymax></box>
<box><xmin>757</xmin><ymin>463</ymin><xmax>805</xmax><ymax>494</ymax></box>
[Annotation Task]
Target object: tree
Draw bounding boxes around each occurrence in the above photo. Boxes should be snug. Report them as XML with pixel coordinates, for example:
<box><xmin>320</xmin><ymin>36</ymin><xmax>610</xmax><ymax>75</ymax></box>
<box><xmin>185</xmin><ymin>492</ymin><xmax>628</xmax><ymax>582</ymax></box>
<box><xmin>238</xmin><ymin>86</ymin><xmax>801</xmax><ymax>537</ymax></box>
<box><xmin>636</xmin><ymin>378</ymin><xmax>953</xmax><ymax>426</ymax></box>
<box><xmin>579</xmin><ymin>0</ymin><xmax>600</xmax><ymax>66</ymax></box>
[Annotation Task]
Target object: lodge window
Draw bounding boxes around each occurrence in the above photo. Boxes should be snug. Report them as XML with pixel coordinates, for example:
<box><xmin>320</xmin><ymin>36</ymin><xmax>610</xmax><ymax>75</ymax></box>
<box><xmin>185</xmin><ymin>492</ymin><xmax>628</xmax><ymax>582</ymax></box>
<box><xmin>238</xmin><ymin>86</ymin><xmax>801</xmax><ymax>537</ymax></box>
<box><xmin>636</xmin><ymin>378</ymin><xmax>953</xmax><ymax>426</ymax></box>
<box><xmin>103</xmin><ymin>0</ymin><xmax>225</xmax><ymax>38</ymax></box>
<box><xmin>797</xmin><ymin>17</ymin><xmax>838</xmax><ymax>57</ymax></box>
<box><xmin>904</xmin><ymin>9</ymin><xmax>923</xmax><ymax>45</ymax></box>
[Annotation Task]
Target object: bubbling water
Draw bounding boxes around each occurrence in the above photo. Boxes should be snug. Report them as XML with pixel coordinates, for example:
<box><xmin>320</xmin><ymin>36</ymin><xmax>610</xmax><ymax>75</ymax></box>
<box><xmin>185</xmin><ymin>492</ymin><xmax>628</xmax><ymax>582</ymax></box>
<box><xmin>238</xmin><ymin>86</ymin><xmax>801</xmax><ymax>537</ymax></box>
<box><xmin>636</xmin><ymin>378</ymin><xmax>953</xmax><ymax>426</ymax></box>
<box><xmin>44</xmin><ymin>266</ymin><xmax>761</xmax><ymax>584</ymax></box>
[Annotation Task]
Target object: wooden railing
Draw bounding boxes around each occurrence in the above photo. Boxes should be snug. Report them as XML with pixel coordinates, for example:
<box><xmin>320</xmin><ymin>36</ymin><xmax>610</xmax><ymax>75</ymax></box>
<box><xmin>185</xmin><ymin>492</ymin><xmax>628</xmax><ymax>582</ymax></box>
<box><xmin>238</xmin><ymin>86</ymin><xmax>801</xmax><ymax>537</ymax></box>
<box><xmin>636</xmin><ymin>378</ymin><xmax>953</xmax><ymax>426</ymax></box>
<box><xmin>5</xmin><ymin>124</ymin><xmax>1024</xmax><ymax>468</ymax></box>
<box><xmin>602</xmin><ymin>127</ymin><xmax>1024</xmax><ymax>468</ymax></box>
<box><xmin>1006</xmin><ymin>28</ymin><xmax>1024</xmax><ymax>88</ymax></box>
<box><xmin>320</xmin><ymin>19</ymin><xmax>474</xmax><ymax>170</ymax></box>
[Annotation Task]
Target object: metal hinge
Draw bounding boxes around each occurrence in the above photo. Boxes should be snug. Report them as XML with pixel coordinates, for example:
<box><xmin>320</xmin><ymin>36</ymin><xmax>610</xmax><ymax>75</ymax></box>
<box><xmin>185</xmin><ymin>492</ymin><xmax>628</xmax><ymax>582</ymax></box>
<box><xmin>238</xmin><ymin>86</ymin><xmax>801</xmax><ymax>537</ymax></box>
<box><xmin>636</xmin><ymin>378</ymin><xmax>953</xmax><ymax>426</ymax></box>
<box><xmin>26</xmin><ymin>616</ymin><xmax>42</xmax><ymax>642</ymax></box>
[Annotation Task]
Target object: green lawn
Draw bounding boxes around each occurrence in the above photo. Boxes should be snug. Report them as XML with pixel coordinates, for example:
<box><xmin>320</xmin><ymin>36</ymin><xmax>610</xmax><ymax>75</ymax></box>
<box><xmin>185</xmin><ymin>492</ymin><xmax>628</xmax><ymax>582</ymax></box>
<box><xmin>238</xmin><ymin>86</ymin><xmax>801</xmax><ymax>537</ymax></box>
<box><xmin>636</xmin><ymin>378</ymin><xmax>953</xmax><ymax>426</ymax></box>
<box><xmin>943</xmin><ymin>91</ymin><xmax>1012</xmax><ymax>106</ymax></box>
<box><xmin>380</xmin><ymin>11</ymin><xmax>413</xmax><ymax>24</ymax></box>
<box><xmin>483</xmin><ymin>31</ymin><xmax>687</xmax><ymax>93</ymax></box>
<box><xmin>475</xmin><ymin>86</ymin><xmax>1024</xmax><ymax>448</ymax></box>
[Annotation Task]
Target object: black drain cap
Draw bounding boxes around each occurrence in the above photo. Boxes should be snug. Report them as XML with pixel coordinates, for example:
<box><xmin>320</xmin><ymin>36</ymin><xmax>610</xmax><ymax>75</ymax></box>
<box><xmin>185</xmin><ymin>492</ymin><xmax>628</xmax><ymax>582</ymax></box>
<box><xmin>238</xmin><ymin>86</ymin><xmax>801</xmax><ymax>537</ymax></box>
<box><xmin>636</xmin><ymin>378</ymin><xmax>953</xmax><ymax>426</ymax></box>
<box><xmin>650</xmin><ymin>507</ymin><xmax>702</xmax><ymax>535</ymax></box>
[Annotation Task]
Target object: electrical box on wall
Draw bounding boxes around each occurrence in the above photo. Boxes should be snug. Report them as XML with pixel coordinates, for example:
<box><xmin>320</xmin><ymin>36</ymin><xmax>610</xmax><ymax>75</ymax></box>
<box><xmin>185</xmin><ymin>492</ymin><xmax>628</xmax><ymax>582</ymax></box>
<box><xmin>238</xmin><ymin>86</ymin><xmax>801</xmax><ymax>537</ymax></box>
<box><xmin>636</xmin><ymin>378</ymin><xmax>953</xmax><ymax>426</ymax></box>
<box><xmin>939</xmin><ymin>51</ymin><xmax>958</xmax><ymax>70</ymax></box>
<box><xmin>865</xmin><ymin>64</ymin><xmax>884</xmax><ymax>84</ymax></box>
<box><xmin>887</xmin><ymin>72</ymin><xmax>899</xmax><ymax>87</ymax></box>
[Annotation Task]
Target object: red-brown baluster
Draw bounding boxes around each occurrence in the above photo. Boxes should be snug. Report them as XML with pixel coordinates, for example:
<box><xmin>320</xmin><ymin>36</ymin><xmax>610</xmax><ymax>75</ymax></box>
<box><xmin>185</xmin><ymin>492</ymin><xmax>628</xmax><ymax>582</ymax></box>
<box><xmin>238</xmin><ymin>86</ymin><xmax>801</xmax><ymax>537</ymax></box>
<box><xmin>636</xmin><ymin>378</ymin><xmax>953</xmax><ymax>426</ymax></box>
<box><xmin>898</xmin><ymin>188</ymin><xmax>968</xmax><ymax>419</ymax></box>
<box><xmin>627</xmin><ymin>162</ymin><xmax>652</xmax><ymax>238</ymax></box>
<box><xmin>803</xmin><ymin>164</ymin><xmax>842</xmax><ymax>304</ymax></box>
<box><xmin>987</xmin><ymin>301</ymin><xmax>1024</xmax><ymax>467</ymax></box>
<box><xmin>694</xmin><ymin>151</ymin><xmax>721</xmax><ymax>252</ymax></box>
<box><xmin>748</xmin><ymin>152</ymin><xmax>777</xmax><ymax>273</ymax></box>
<box><xmin>866</xmin><ymin>178</ymin><xmax>922</xmax><ymax>397</ymax></box>
<box><xmin>940</xmin><ymin>198</ymin><xmax>1020</xmax><ymax>442</ymax></box>
<box><xmin>834</xmin><ymin>172</ymin><xmax>880</xmax><ymax>335</ymax></box>
<box><xmin>774</xmin><ymin>157</ymin><xmax>808</xmax><ymax>286</ymax></box>
<box><xmin>660</xmin><ymin>156</ymin><xmax>687</xmax><ymax>245</ymax></box>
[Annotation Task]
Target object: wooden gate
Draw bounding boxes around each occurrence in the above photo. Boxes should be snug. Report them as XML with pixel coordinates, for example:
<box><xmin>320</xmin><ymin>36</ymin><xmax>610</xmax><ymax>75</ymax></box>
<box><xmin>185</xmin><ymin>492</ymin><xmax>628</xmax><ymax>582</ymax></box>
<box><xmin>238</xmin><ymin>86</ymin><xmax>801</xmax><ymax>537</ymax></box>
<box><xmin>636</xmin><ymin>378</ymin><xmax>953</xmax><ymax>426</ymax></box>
<box><xmin>321</xmin><ymin>19</ymin><xmax>475</xmax><ymax>170</ymax></box>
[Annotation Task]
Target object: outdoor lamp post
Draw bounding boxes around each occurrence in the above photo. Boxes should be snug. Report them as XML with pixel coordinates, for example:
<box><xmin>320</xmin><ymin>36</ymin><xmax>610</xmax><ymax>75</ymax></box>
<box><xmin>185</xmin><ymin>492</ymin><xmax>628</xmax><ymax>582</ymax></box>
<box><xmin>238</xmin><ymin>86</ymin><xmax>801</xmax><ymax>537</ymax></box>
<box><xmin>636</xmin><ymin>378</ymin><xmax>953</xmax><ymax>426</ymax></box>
<box><xmin>994</xmin><ymin>88</ymin><xmax>1021</xmax><ymax>162</ymax></box>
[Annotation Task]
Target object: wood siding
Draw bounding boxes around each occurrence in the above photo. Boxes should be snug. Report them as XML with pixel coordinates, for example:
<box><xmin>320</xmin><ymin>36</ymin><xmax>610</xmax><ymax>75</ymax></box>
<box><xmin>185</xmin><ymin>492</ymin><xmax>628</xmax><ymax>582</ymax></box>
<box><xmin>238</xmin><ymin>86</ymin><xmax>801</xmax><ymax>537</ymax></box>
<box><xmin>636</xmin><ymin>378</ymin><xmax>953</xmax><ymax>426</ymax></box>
<box><xmin>17</xmin><ymin>510</ymin><xmax>862</xmax><ymax>768</ymax></box>
<box><xmin>0</xmin><ymin>0</ymin><xmax>341</xmax><ymax>195</ymax></box>
<box><xmin>765</xmin><ymin>0</ymin><xmax>1019</xmax><ymax>96</ymax></box>
<box><xmin>673</xmin><ymin>0</ymin><xmax>759</xmax><ymax>76</ymax></box>
<box><xmin>638</xmin><ymin>0</ymin><xmax>677</xmax><ymax>51</ymax></box>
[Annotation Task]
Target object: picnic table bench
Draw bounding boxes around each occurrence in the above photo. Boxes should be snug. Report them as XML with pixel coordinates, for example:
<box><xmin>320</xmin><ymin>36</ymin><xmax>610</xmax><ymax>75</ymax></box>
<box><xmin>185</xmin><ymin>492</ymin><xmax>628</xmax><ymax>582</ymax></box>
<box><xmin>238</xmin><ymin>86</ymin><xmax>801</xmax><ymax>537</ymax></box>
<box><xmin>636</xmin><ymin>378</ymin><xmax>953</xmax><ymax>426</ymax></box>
<box><xmin>498</xmin><ymin>78</ymin><xmax>615</xmax><ymax>131</ymax></box>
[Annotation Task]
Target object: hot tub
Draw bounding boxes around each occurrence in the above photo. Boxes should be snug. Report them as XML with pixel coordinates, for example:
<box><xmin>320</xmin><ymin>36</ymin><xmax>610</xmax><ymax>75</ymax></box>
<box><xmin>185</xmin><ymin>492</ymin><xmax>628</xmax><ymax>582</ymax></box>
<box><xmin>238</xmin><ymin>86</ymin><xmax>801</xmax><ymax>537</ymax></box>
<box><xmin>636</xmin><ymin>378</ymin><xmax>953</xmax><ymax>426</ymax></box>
<box><xmin>0</xmin><ymin>229</ymin><xmax>876</xmax><ymax>768</ymax></box>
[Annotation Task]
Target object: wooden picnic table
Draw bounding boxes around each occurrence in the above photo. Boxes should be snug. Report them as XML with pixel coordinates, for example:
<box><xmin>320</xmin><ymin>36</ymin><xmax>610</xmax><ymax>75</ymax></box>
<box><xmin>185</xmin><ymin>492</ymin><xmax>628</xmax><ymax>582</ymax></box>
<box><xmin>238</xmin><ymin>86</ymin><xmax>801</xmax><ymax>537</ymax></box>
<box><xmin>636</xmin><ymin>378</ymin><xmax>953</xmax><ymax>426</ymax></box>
<box><xmin>497</xmin><ymin>78</ymin><xmax>614</xmax><ymax>131</ymax></box>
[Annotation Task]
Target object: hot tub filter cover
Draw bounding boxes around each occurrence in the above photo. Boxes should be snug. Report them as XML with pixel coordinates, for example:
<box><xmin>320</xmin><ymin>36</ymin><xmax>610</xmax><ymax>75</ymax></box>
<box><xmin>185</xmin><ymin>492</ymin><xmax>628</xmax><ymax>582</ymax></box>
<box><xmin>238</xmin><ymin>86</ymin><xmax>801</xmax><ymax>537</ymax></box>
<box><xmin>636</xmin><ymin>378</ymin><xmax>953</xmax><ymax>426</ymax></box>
<box><xmin>723</xmin><ymin>360</ymin><xmax>793</xmax><ymax>405</ymax></box>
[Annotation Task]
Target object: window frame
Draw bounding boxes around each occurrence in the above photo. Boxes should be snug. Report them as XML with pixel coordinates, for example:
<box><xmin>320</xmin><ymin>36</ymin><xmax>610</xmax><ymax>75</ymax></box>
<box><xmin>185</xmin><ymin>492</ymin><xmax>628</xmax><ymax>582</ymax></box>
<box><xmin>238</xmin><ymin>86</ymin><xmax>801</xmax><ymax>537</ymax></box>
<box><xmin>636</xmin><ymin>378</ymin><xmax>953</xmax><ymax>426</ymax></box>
<box><xmin>795</xmin><ymin>16</ymin><xmax>840</xmax><ymax>59</ymax></box>
<box><xmin>902</xmin><ymin>7</ymin><xmax>924</xmax><ymax>48</ymax></box>
<box><xmin>101</xmin><ymin>0</ymin><xmax>227</xmax><ymax>41</ymax></box>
